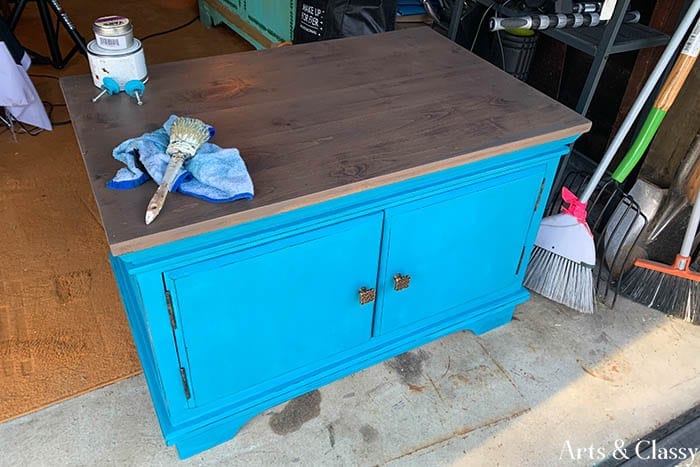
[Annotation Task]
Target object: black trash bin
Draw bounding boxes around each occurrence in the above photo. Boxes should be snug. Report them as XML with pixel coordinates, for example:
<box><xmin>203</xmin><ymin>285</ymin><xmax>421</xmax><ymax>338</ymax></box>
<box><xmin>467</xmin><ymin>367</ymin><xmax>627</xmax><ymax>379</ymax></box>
<box><xmin>491</xmin><ymin>29</ymin><xmax>539</xmax><ymax>81</ymax></box>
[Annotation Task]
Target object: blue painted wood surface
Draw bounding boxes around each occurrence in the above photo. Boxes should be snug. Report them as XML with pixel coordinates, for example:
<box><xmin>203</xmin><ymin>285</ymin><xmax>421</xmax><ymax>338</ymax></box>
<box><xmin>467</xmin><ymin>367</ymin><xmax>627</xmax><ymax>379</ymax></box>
<box><xmin>111</xmin><ymin>139</ymin><xmax>572</xmax><ymax>458</ymax></box>
<box><xmin>376</xmin><ymin>165</ymin><xmax>546</xmax><ymax>334</ymax></box>
<box><xmin>166</xmin><ymin>213</ymin><xmax>383</xmax><ymax>408</ymax></box>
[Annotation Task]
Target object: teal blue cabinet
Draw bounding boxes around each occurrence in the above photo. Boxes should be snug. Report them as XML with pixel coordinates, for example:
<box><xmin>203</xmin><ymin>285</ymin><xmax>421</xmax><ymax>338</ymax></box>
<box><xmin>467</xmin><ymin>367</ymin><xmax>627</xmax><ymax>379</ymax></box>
<box><xmin>61</xmin><ymin>28</ymin><xmax>589</xmax><ymax>460</ymax></box>
<box><xmin>199</xmin><ymin>0</ymin><xmax>296</xmax><ymax>48</ymax></box>
<box><xmin>110</xmin><ymin>145</ymin><xmax>572</xmax><ymax>458</ymax></box>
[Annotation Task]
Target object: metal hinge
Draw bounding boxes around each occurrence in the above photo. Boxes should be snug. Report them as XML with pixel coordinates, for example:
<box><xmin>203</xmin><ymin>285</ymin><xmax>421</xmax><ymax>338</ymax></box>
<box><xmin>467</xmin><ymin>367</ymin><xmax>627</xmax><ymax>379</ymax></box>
<box><xmin>533</xmin><ymin>177</ymin><xmax>546</xmax><ymax>212</ymax></box>
<box><xmin>515</xmin><ymin>245</ymin><xmax>527</xmax><ymax>275</ymax></box>
<box><xmin>180</xmin><ymin>367</ymin><xmax>191</xmax><ymax>399</ymax></box>
<box><xmin>165</xmin><ymin>290</ymin><xmax>177</xmax><ymax>329</ymax></box>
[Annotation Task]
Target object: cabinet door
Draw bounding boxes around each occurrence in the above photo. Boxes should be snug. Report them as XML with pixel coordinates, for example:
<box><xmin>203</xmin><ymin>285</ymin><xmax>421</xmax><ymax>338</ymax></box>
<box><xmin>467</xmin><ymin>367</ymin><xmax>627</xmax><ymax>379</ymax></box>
<box><xmin>164</xmin><ymin>213</ymin><xmax>382</xmax><ymax>407</ymax></box>
<box><xmin>244</xmin><ymin>1</ymin><xmax>296</xmax><ymax>42</ymax></box>
<box><xmin>376</xmin><ymin>167</ymin><xmax>546</xmax><ymax>334</ymax></box>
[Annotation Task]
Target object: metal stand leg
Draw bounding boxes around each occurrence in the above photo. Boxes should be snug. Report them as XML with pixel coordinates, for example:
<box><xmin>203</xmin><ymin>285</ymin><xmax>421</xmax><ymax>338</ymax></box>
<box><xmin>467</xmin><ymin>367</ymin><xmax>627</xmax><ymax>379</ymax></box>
<box><xmin>8</xmin><ymin>0</ymin><xmax>87</xmax><ymax>69</ymax></box>
<box><xmin>574</xmin><ymin>0</ymin><xmax>632</xmax><ymax>115</ymax></box>
<box><xmin>447</xmin><ymin>0</ymin><xmax>465</xmax><ymax>42</ymax></box>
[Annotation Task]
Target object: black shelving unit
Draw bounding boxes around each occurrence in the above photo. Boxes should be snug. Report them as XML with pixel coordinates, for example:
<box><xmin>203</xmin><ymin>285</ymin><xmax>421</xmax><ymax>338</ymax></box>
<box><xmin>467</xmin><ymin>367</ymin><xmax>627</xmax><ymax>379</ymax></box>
<box><xmin>541</xmin><ymin>0</ymin><xmax>669</xmax><ymax>114</ymax></box>
<box><xmin>545</xmin><ymin>21</ymin><xmax>669</xmax><ymax>56</ymax></box>
<box><xmin>465</xmin><ymin>0</ymin><xmax>670</xmax><ymax>115</ymax></box>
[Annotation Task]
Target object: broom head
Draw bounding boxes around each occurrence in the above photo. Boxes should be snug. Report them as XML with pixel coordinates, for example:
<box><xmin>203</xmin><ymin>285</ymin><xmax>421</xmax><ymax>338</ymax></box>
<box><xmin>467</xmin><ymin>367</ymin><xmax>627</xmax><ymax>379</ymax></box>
<box><xmin>524</xmin><ymin>213</ymin><xmax>596</xmax><ymax>313</ymax></box>
<box><xmin>621</xmin><ymin>255</ymin><xmax>700</xmax><ymax>323</ymax></box>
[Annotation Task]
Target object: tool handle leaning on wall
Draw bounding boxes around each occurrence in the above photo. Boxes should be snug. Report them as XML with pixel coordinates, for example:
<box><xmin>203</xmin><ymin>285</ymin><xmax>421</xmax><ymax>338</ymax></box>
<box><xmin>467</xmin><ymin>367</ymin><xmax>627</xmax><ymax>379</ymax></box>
<box><xmin>612</xmin><ymin>16</ymin><xmax>700</xmax><ymax>184</ymax></box>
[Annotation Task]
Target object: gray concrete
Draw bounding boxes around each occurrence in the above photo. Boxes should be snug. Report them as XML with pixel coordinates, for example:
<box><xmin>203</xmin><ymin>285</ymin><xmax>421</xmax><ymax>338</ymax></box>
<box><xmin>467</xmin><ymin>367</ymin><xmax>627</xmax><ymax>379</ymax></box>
<box><xmin>1</xmin><ymin>294</ymin><xmax>700</xmax><ymax>466</ymax></box>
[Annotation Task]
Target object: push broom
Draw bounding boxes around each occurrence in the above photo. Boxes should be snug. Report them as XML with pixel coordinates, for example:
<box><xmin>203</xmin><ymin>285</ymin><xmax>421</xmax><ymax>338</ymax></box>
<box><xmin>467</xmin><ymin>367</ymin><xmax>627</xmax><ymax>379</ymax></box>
<box><xmin>524</xmin><ymin>1</ymin><xmax>700</xmax><ymax>313</ymax></box>
<box><xmin>620</xmin><ymin>184</ymin><xmax>700</xmax><ymax>323</ymax></box>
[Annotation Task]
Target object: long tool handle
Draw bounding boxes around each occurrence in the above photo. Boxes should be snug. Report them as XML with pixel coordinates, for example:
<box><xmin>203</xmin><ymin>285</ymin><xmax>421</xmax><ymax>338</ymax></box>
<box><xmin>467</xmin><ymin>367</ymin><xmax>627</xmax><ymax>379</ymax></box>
<box><xmin>689</xmin><ymin>148</ymin><xmax>700</xmax><ymax>204</ymax></box>
<box><xmin>145</xmin><ymin>152</ymin><xmax>186</xmax><ymax>224</ymax></box>
<box><xmin>612</xmin><ymin>16</ymin><xmax>700</xmax><ymax>183</ymax></box>
<box><xmin>679</xmin><ymin>177</ymin><xmax>700</xmax><ymax>262</ymax></box>
<box><xmin>579</xmin><ymin>1</ymin><xmax>700</xmax><ymax>203</ymax></box>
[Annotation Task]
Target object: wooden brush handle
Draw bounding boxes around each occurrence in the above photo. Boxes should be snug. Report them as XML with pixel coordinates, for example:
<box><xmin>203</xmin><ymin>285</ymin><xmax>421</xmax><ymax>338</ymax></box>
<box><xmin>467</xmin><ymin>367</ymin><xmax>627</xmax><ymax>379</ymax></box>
<box><xmin>655</xmin><ymin>55</ymin><xmax>697</xmax><ymax>110</ymax></box>
<box><xmin>145</xmin><ymin>152</ymin><xmax>187</xmax><ymax>224</ymax></box>
<box><xmin>655</xmin><ymin>18</ymin><xmax>700</xmax><ymax>111</ymax></box>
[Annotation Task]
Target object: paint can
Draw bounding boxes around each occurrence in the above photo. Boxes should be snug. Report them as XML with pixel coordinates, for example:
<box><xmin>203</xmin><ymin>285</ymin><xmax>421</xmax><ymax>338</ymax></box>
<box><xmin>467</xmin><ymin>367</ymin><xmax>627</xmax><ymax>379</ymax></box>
<box><xmin>92</xmin><ymin>16</ymin><xmax>134</xmax><ymax>50</ymax></box>
<box><xmin>87</xmin><ymin>38</ymin><xmax>148</xmax><ymax>90</ymax></box>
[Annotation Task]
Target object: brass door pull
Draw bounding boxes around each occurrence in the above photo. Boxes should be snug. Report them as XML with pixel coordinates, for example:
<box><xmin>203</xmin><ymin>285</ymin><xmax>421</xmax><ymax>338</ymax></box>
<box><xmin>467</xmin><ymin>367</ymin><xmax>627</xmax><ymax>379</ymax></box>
<box><xmin>358</xmin><ymin>287</ymin><xmax>376</xmax><ymax>305</ymax></box>
<box><xmin>393</xmin><ymin>273</ymin><xmax>411</xmax><ymax>291</ymax></box>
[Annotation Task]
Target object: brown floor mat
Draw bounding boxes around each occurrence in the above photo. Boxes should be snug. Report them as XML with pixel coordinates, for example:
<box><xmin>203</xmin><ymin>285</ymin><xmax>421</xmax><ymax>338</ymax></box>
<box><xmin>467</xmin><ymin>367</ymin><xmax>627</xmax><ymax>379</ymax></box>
<box><xmin>0</xmin><ymin>125</ymin><xmax>143</xmax><ymax>422</ymax></box>
<box><xmin>0</xmin><ymin>0</ymin><xmax>252</xmax><ymax>423</ymax></box>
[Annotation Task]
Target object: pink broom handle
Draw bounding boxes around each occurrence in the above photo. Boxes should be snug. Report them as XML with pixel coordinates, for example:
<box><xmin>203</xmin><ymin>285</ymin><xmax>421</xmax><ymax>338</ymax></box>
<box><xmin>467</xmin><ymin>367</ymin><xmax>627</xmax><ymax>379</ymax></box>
<box><xmin>579</xmin><ymin>2</ymin><xmax>700</xmax><ymax>203</ymax></box>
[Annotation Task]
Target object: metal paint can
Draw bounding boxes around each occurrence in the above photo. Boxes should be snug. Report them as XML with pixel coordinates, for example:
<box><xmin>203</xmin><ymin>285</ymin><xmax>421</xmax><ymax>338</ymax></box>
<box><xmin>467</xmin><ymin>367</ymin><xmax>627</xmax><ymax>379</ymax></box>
<box><xmin>87</xmin><ymin>39</ymin><xmax>148</xmax><ymax>90</ymax></box>
<box><xmin>93</xmin><ymin>16</ymin><xmax>134</xmax><ymax>50</ymax></box>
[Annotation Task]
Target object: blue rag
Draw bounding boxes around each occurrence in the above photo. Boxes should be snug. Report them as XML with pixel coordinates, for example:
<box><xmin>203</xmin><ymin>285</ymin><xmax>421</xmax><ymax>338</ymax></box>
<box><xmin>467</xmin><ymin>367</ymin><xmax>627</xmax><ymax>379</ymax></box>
<box><xmin>108</xmin><ymin>115</ymin><xmax>254</xmax><ymax>203</ymax></box>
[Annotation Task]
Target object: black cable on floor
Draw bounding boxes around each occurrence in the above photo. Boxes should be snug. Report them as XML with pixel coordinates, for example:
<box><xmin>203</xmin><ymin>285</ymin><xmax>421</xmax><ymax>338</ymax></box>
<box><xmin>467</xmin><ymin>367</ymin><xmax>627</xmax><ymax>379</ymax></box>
<box><xmin>141</xmin><ymin>15</ymin><xmax>199</xmax><ymax>42</ymax></box>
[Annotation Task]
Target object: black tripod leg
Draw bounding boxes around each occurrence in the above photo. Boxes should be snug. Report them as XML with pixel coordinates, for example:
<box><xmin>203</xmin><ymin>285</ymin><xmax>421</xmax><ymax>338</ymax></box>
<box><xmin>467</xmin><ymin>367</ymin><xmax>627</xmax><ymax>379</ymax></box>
<box><xmin>45</xmin><ymin>0</ymin><xmax>88</xmax><ymax>56</ymax></box>
<box><xmin>10</xmin><ymin>0</ymin><xmax>53</xmax><ymax>66</ymax></box>
<box><xmin>35</xmin><ymin>0</ymin><xmax>65</xmax><ymax>67</ymax></box>
<box><xmin>9</xmin><ymin>0</ymin><xmax>87</xmax><ymax>68</ymax></box>
<box><xmin>8</xmin><ymin>0</ymin><xmax>28</xmax><ymax>30</ymax></box>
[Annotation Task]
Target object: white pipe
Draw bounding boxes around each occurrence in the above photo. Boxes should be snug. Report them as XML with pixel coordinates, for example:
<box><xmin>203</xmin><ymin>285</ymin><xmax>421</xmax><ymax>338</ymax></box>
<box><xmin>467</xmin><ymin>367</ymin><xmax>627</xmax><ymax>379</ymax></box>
<box><xmin>680</xmin><ymin>183</ymin><xmax>700</xmax><ymax>260</ymax></box>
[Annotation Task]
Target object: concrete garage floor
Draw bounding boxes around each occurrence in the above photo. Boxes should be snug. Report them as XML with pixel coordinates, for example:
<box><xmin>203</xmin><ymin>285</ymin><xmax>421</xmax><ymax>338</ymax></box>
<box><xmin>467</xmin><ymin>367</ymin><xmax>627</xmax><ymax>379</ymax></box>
<box><xmin>2</xmin><ymin>294</ymin><xmax>700</xmax><ymax>465</ymax></box>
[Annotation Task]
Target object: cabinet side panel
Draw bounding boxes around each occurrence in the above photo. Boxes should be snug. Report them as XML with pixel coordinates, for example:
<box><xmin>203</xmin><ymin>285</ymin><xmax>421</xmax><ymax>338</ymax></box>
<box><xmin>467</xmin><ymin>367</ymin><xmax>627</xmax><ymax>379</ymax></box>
<box><xmin>109</xmin><ymin>257</ymin><xmax>176</xmax><ymax>439</ymax></box>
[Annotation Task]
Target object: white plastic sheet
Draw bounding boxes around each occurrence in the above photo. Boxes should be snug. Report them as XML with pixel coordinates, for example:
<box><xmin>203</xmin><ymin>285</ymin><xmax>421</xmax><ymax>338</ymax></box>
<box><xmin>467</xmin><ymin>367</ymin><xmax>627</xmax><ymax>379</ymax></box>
<box><xmin>0</xmin><ymin>42</ymin><xmax>52</xmax><ymax>131</ymax></box>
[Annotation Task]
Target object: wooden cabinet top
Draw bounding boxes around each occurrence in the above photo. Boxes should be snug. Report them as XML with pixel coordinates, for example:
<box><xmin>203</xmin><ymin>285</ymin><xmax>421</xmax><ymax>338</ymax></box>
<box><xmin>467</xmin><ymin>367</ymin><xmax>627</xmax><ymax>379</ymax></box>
<box><xmin>61</xmin><ymin>27</ymin><xmax>590</xmax><ymax>255</ymax></box>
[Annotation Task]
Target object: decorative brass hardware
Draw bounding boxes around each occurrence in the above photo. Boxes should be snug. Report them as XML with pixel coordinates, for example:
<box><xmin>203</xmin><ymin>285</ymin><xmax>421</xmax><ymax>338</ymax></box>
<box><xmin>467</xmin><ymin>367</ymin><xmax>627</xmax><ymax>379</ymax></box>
<box><xmin>393</xmin><ymin>273</ymin><xmax>411</xmax><ymax>291</ymax></box>
<box><xmin>358</xmin><ymin>287</ymin><xmax>376</xmax><ymax>305</ymax></box>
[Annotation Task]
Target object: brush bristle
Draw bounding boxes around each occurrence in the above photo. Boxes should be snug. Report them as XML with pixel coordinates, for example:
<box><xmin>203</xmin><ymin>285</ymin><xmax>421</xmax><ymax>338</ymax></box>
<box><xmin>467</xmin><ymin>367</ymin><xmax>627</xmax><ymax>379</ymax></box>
<box><xmin>524</xmin><ymin>246</ymin><xmax>595</xmax><ymax>313</ymax></box>
<box><xmin>167</xmin><ymin>117</ymin><xmax>211</xmax><ymax>157</ymax></box>
<box><xmin>620</xmin><ymin>265</ymin><xmax>700</xmax><ymax>324</ymax></box>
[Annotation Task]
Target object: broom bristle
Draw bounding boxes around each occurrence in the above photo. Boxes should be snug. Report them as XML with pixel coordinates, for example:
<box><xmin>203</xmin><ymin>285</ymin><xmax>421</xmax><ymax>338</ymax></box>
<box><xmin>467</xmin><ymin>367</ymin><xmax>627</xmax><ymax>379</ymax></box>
<box><xmin>620</xmin><ymin>264</ymin><xmax>700</xmax><ymax>324</ymax></box>
<box><xmin>524</xmin><ymin>246</ymin><xmax>595</xmax><ymax>313</ymax></box>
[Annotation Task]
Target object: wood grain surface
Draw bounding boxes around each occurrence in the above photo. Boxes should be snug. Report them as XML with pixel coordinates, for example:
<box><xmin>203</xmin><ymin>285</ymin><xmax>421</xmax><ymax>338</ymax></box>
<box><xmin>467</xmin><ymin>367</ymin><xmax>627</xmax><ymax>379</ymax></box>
<box><xmin>60</xmin><ymin>27</ymin><xmax>590</xmax><ymax>255</ymax></box>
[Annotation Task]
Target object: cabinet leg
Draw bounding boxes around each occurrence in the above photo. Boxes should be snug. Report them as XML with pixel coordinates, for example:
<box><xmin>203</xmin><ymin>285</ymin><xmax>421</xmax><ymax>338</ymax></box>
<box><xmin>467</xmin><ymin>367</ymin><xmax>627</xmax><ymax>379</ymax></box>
<box><xmin>174</xmin><ymin>414</ymin><xmax>250</xmax><ymax>459</ymax></box>
<box><xmin>197</xmin><ymin>0</ymin><xmax>215</xmax><ymax>28</ymax></box>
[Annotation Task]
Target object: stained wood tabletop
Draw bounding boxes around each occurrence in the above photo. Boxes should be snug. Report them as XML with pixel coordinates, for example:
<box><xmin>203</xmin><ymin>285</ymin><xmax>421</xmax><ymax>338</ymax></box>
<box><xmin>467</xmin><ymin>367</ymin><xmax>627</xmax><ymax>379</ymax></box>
<box><xmin>60</xmin><ymin>27</ymin><xmax>590</xmax><ymax>255</ymax></box>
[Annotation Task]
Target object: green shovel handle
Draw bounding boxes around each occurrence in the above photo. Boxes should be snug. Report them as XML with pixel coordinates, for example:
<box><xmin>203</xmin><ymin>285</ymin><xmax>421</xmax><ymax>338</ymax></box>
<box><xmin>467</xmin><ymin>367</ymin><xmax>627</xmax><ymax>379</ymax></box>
<box><xmin>612</xmin><ymin>107</ymin><xmax>667</xmax><ymax>183</ymax></box>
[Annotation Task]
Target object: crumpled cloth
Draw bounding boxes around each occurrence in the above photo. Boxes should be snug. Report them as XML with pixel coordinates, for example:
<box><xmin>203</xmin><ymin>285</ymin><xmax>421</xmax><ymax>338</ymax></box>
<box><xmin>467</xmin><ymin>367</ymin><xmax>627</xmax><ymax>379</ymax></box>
<box><xmin>108</xmin><ymin>115</ymin><xmax>254</xmax><ymax>203</ymax></box>
<box><xmin>0</xmin><ymin>42</ymin><xmax>52</xmax><ymax>131</ymax></box>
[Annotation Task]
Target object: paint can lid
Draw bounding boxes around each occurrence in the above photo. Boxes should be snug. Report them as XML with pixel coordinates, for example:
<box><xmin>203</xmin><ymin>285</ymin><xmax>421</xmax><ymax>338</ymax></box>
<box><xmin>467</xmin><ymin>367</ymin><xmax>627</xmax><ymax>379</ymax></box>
<box><xmin>93</xmin><ymin>16</ymin><xmax>133</xmax><ymax>37</ymax></box>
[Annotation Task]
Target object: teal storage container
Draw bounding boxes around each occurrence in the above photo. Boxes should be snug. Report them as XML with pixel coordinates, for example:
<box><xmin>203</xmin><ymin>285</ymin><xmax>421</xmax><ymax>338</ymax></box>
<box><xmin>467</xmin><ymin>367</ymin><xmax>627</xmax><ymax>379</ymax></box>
<box><xmin>199</xmin><ymin>0</ymin><xmax>297</xmax><ymax>49</ymax></box>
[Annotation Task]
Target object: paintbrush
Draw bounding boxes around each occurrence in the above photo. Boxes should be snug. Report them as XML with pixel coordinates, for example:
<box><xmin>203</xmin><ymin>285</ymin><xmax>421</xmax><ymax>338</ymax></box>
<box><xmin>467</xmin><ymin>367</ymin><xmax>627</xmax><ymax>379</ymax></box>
<box><xmin>145</xmin><ymin>117</ymin><xmax>212</xmax><ymax>224</ymax></box>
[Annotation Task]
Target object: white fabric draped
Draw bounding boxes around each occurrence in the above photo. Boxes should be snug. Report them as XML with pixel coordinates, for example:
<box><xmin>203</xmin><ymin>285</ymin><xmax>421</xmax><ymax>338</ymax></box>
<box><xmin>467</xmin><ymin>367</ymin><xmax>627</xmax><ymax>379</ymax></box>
<box><xmin>0</xmin><ymin>42</ymin><xmax>52</xmax><ymax>131</ymax></box>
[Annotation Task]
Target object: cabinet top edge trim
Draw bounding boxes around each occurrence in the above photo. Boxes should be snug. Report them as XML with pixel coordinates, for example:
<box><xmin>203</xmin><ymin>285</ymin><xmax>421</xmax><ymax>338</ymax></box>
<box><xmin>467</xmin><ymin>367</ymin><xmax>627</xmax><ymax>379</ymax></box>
<box><xmin>110</xmin><ymin>130</ymin><xmax>585</xmax><ymax>256</ymax></box>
